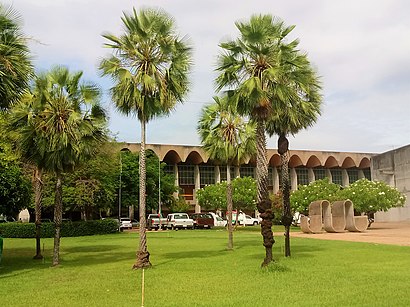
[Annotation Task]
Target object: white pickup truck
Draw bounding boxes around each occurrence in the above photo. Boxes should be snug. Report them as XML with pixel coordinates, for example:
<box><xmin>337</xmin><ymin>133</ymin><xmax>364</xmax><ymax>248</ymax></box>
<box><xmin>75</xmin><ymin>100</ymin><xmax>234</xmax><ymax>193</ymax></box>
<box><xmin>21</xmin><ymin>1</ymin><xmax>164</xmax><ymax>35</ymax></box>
<box><xmin>166</xmin><ymin>213</ymin><xmax>194</xmax><ymax>230</ymax></box>
<box><xmin>147</xmin><ymin>214</ymin><xmax>167</xmax><ymax>230</ymax></box>
<box><xmin>232</xmin><ymin>212</ymin><xmax>259</xmax><ymax>226</ymax></box>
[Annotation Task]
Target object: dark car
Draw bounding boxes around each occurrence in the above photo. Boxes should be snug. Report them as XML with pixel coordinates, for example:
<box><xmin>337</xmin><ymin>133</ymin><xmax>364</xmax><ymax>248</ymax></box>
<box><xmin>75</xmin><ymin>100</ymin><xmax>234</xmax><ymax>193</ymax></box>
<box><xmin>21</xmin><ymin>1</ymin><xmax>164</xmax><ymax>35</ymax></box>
<box><xmin>190</xmin><ymin>213</ymin><xmax>214</xmax><ymax>229</ymax></box>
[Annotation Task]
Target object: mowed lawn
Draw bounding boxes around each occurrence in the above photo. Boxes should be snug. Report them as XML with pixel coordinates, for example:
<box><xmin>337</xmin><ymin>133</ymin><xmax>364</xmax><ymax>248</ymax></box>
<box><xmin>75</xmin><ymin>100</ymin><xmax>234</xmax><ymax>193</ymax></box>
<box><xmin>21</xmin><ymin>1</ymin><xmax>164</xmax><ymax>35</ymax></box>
<box><xmin>1</xmin><ymin>227</ymin><xmax>410</xmax><ymax>307</ymax></box>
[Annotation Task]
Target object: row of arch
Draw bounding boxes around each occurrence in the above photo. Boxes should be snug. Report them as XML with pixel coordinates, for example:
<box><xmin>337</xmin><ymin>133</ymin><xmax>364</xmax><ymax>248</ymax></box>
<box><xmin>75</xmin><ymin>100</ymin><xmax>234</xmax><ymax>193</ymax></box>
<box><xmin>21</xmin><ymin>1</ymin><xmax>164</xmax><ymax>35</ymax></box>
<box><xmin>122</xmin><ymin>143</ymin><xmax>372</xmax><ymax>169</ymax></box>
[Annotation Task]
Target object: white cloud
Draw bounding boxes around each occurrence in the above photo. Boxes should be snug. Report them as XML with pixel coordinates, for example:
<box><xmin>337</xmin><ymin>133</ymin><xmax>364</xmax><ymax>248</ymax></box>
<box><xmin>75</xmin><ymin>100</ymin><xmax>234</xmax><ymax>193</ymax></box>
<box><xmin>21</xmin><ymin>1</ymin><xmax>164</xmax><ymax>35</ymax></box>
<box><xmin>5</xmin><ymin>0</ymin><xmax>410</xmax><ymax>153</ymax></box>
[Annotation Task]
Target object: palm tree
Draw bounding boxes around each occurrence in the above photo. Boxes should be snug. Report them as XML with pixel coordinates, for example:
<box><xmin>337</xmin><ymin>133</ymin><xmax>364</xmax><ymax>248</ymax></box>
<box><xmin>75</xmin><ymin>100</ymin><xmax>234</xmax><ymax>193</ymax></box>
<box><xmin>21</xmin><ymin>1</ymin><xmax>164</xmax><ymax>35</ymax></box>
<box><xmin>99</xmin><ymin>8</ymin><xmax>192</xmax><ymax>269</ymax></box>
<box><xmin>198</xmin><ymin>95</ymin><xmax>255</xmax><ymax>250</ymax></box>
<box><xmin>266</xmin><ymin>59</ymin><xmax>322</xmax><ymax>257</ymax></box>
<box><xmin>8</xmin><ymin>91</ymin><xmax>46</xmax><ymax>259</ymax></box>
<box><xmin>0</xmin><ymin>4</ymin><xmax>32</xmax><ymax>110</ymax></box>
<box><xmin>9</xmin><ymin>66</ymin><xmax>107</xmax><ymax>266</ymax></box>
<box><xmin>216</xmin><ymin>14</ymin><xmax>305</xmax><ymax>266</ymax></box>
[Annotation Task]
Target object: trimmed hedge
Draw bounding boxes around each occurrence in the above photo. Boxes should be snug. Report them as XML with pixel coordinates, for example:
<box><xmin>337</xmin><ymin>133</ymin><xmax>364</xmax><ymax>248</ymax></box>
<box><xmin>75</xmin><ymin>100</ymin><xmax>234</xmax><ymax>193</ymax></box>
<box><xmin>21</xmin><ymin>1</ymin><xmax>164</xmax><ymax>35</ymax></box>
<box><xmin>0</xmin><ymin>219</ymin><xmax>119</xmax><ymax>238</ymax></box>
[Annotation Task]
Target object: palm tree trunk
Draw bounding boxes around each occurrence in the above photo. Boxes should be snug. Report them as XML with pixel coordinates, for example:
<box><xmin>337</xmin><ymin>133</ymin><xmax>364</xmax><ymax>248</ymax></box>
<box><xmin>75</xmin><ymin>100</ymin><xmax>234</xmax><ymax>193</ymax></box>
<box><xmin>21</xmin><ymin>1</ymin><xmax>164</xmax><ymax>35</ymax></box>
<box><xmin>52</xmin><ymin>172</ymin><xmax>63</xmax><ymax>266</ymax></box>
<box><xmin>33</xmin><ymin>167</ymin><xmax>43</xmax><ymax>260</ymax></box>
<box><xmin>226</xmin><ymin>163</ymin><xmax>233</xmax><ymax>250</ymax></box>
<box><xmin>256</xmin><ymin>121</ymin><xmax>269</xmax><ymax>203</ymax></box>
<box><xmin>256</xmin><ymin>120</ymin><xmax>275</xmax><ymax>266</ymax></box>
<box><xmin>133</xmin><ymin>118</ymin><xmax>152</xmax><ymax>269</ymax></box>
<box><xmin>278</xmin><ymin>134</ymin><xmax>292</xmax><ymax>257</ymax></box>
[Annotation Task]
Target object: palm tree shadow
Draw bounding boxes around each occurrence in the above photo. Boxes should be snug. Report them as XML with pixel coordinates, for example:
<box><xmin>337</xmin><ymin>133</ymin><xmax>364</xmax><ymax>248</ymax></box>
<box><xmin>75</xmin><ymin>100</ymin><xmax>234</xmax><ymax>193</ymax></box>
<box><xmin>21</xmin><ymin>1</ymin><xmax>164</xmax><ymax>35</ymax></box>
<box><xmin>0</xmin><ymin>244</ymin><xmax>132</xmax><ymax>278</ymax></box>
<box><xmin>156</xmin><ymin>249</ymin><xmax>227</xmax><ymax>267</ymax></box>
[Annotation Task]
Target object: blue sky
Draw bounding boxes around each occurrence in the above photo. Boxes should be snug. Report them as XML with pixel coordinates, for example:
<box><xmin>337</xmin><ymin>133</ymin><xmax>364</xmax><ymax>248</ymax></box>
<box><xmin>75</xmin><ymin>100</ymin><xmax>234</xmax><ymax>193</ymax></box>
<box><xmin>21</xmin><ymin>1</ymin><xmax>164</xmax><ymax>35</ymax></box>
<box><xmin>5</xmin><ymin>0</ymin><xmax>410</xmax><ymax>153</ymax></box>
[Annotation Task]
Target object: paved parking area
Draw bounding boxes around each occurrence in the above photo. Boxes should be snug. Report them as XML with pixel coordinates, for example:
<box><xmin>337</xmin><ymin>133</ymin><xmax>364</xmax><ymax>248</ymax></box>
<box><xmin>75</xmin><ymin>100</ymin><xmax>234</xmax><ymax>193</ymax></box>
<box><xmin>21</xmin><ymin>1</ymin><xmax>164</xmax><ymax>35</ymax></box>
<box><xmin>291</xmin><ymin>221</ymin><xmax>410</xmax><ymax>246</ymax></box>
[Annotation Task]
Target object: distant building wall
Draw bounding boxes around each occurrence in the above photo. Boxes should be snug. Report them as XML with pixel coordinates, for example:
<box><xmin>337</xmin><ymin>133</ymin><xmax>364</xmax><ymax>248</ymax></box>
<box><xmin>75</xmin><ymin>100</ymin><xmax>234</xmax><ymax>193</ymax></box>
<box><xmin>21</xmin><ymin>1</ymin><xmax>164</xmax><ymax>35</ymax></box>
<box><xmin>372</xmin><ymin>144</ymin><xmax>410</xmax><ymax>222</ymax></box>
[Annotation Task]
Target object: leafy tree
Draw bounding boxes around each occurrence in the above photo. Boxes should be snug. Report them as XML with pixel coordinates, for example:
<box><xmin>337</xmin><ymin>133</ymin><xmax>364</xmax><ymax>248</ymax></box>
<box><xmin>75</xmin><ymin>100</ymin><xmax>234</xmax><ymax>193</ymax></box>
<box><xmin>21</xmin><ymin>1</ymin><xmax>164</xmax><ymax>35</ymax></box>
<box><xmin>290</xmin><ymin>178</ymin><xmax>406</xmax><ymax>224</ymax></box>
<box><xmin>338</xmin><ymin>179</ymin><xmax>406</xmax><ymax>215</ymax></box>
<box><xmin>167</xmin><ymin>196</ymin><xmax>190</xmax><ymax>213</ymax></box>
<box><xmin>66</xmin><ymin>141</ymin><xmax>120</xmax><ymax>220</ymax></box>
<box><xmin>197</xmin><ymin>177</ymin><xmax>257</xmax><ymax>220</ymax></box>
<box><xmin>0</xmin><ymin>4</ymin><xmax>32</xmax><ymax>110</ymax></box>
<box><xmin>197</xmin><ymin>95</ymin><xmax>255</xmax><ymax>250</ymax></box>
<box><xmin>120</xmin><ymin>150</ymin><xmax>178</xmax><ymax>217</ymax></box>
<box><xmin>197</xmin><ymin>181</ymin><xmax>228</xmax><ymax>212</ymax></box>
<box><xmin>216</xmin><ymin>14</ymin><xmax>308</xmax><ymax>265</ymax></box>
<box><xmin>100</xmin><ymin>7</ymin><xmax>192</xmax><ymax>269</ymax></box>
<box><xmin>269</xmin><ymin>192</ymin><xmax>284</xmax><ymax>225</ymax></box>
<box><xmin>232</xmin><ymin>176</ymin><xmax>257</xmax><ymax>213</ymax></box>
<box><xmin>290</xmin><ymin>178</ymin><xmax>340</xmax><ymax>214</ymax></box>
<box><xmin>0</xmin><ymin>153</ymin><xmax>31</xmax><ymax>217</ymax></box>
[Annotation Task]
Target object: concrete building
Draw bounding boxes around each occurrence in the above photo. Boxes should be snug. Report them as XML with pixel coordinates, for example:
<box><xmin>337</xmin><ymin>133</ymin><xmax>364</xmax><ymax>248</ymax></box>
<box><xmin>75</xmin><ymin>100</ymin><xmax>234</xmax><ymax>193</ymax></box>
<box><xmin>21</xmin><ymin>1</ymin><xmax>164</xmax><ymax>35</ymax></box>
<box><xmin>121</xmin><ymin>143</ymin><xmax>375</xmax><ymax>213</ymax></box>
<box><xmin>372</xmin><ymin>144</ymin><xmax>410</xmax><ymax>222</ymax></box>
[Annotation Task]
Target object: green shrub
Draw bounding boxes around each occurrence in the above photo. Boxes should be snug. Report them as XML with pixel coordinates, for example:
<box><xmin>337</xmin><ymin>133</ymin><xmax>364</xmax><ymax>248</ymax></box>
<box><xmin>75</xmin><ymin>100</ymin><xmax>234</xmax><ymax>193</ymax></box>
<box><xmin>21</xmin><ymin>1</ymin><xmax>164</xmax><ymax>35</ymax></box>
<box><xmin>0</xmin><ymin>219</ymin><xmax>119</xmax><ymax>238</ymax></box>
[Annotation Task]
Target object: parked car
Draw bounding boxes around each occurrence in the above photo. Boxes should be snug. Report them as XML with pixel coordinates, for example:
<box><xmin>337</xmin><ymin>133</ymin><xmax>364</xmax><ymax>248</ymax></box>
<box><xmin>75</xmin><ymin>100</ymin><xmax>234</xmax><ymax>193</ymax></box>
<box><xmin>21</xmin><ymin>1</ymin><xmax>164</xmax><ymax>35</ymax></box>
<box><xmin>131</xmin><ymin>219</ymin><xmax>139</xmax><ymax>228</ymax></box>
<box><xmin>231</xmin><ymin>211</ymin><xmax>259</xmax><ymax>226</ymax></box>
<box><xmin>190</xmin><ymin>213</ymin><xmax>214</xmax><ymax>229</ymax></box>
<box><xmin>207</xmin><ymin>212</ymin><xmax>227</xmax><ymax>227</ymax></box>
<box><xmin>241</xmin><ymin>214</ymin><xmax>259</xmax><ymax>226</ymax></box>
<box><xmin>166</xmin><ymin>213</ymin><xmax>194</xmax><ymax>230</ymax></box>
<box><xmin>120</xmin><ymin>218</ymin><xmax>132</xmax><ymax>230</ymax></box>
<box><xmin>147</xmin><ymin>214</ymin><xmax>167</xmax><ymax>230</ymax></box>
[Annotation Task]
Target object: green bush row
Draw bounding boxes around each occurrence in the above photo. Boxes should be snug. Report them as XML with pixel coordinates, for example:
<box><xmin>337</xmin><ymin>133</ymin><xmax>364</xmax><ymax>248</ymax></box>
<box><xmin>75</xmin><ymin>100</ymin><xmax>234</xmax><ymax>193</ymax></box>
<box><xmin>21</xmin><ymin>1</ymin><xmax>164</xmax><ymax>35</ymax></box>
<box><xmin>0</xmin><ymin>219</ymin><xmax>119</xmax><ymax>238</ymax></box>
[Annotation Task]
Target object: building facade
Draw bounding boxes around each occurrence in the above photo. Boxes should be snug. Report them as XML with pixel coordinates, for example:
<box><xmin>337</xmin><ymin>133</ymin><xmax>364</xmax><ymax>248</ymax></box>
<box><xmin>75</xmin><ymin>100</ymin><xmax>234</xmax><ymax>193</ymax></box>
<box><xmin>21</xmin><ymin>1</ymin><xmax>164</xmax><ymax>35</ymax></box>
<box><xmin>122</xmin><ymin>143</ymin><xmax>374</xmax><ymax>213</ymax></box>
<box><xmin>372</xmin><ymin>144</ymin><xmax>410</xmax><ymax>222</ymax></box>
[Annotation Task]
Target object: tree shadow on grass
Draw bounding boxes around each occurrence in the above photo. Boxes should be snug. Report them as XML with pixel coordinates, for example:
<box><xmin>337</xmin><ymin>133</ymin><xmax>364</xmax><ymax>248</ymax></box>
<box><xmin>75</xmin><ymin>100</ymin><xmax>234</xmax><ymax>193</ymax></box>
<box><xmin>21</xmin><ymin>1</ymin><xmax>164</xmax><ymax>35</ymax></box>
<box><xmin>0</xmin><ymin>244</ymin><xmax>133</xmax><ymax>278</ymax></box>
<box><xmin>156</xmin><ymin>249</ymin><xmax>227</xmax><ymax>267</ymax></box>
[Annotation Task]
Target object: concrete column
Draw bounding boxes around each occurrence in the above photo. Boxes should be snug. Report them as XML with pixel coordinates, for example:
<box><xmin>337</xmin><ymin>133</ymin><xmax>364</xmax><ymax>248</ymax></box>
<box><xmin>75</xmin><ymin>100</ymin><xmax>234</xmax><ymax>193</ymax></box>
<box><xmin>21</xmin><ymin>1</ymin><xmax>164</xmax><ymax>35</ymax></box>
<box><xmin>173</xmin><ymin>164</ymin><xmax>179</xmax><ymax>198</ymax></box>
<box><xmin>194</xmin><ymin>165</ymin><xmax>201</xmax><ymax>212</ymax></box>
<box><xmin>342</xmin><ymin>169</ymin><xmax>349</xmax><ymax>187</ymax></box>
<box><xmin>290</xmin><ymin>168</ymin><xmax>297</xmax><ymax>191</ymax></box>
<box><xmin>358</xmin><ymin>169</ymin><xmax>365</xmax><ymax>179</ymax></box>
<box><xmin>234</xmin><ymin>166</ymin><xmax>240</xmax><ymax>178</ymax></box>
<box><xmin>326</xmin><ymin>169</ymin><xmax>332</xmax><ymax>182</ymax></box>
<box><xmin>273</xmin><ymin>167</ymin><xmax>279</xmax><ymax>194</ymax></box>
<box><xmin>215</xmin><ymin>165</ymin><xmax>221</xmax><ymax>183</ymax></box>
<box><xmin>308</xmin><ymin>168</ymin><xmax>315</xmax><ymax>184</ymax></box>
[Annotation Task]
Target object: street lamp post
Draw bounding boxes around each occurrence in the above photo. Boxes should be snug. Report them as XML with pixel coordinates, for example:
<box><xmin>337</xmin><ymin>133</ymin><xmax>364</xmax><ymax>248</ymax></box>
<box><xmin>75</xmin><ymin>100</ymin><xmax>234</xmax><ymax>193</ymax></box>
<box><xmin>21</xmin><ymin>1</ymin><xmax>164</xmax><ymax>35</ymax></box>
<box><xmin>158</xmin><ymin>158</ymin><xmax>161</xmax><ymax>215</ymax></box>
<box><xmin>118</xmin><ymin>152</ymin><xmax>122</xmax><ymax>232</ymax></box>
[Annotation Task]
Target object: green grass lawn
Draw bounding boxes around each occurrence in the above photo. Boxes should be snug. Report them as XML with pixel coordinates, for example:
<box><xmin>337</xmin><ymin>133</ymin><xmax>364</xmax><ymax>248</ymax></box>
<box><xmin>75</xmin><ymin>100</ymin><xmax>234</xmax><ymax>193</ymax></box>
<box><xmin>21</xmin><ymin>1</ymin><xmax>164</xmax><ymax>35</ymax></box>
<box><xmin>1</xmin><ymin>227</ymin><xmax>410</xmax><ymax>306</ymax></box>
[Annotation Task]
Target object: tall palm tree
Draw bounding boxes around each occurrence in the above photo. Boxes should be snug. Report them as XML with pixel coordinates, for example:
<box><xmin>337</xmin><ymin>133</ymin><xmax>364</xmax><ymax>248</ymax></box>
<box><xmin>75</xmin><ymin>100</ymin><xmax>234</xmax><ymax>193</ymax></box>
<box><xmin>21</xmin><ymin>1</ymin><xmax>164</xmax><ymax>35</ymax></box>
<box><xmin>9</xmin><ymin>66</ymin><xmax>107</xmax><ymax>266</ymax></box>
<box><xmin>99</xmin><ymin>7</ymin><xmax>192</xmax><ymax>269</ymax></box>
<box><xmin>266</xmin><ymin>60</ymin><xmax>322</xmax><ymax>257</ymax></box>
<box><xmin>216</xmin><ymin>14</ymin><xmax>304</xmax><ymax>266</ymax></box>
<box><xmin>198</xmin><ymin>95</ymin><xmax>255</xmax><ymax>250</ymax></box>
<box><xmin>0</xmin><ymin>4</ymin><xmax>32</xmax><ymax>110</ymax></box>
<box><xmin>8</xmin><ymin>91</ymin><xmax>46</xmax><ymax>259</ymax></box>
